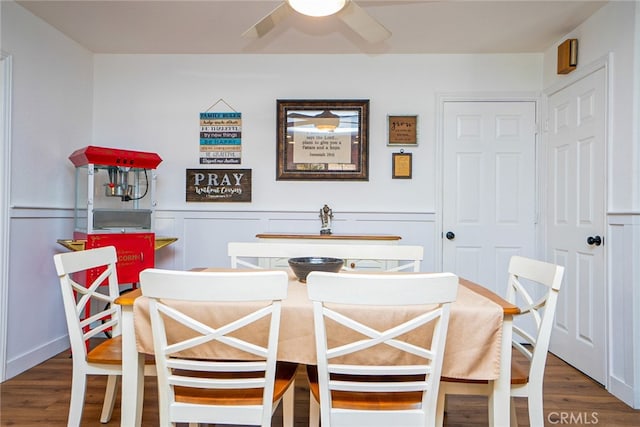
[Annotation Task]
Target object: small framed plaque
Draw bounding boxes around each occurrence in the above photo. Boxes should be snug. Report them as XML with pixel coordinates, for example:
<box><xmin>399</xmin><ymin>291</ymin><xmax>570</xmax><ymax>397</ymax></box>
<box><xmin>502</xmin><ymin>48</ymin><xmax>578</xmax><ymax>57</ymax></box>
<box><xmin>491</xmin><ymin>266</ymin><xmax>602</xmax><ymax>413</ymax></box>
<box><xmin>392</xmin><ymin>152</ymin><xmax>412</xmax><ymax>179</ymax></box>
<box><xmin>387</xmin><ymin>115</ymin><xmax>418</xmax><ymax>146</ymax></box>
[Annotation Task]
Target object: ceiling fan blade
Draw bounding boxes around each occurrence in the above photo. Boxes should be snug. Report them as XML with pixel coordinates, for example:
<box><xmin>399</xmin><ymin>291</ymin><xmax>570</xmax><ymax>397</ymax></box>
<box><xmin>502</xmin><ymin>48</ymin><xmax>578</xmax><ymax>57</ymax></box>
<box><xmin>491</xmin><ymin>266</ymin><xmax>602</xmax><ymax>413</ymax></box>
<box><xmin>288</xmin><ymin>112</ymin><xmax>317</xmax><ymax>119</ymax></box>
<box><xmin>288</xmin><ymin>120</ymin><xmax>315</xmax><ymax>127</ymax></box>
<box><xmin>242</xmin><ymin>2</ymin><xmax>292</xmax><ymax>39</ymax></box>
<box><xmin>338</xmin><ymin>1</ymin><xmax>391</xmax><ymax>43</ymax></box>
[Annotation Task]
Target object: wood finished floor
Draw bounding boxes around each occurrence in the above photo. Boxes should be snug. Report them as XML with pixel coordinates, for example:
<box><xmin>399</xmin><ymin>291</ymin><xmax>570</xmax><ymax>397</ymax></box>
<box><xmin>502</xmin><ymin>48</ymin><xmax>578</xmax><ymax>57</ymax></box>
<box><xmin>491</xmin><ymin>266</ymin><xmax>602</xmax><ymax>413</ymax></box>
<box><xmin>1</xmin><ymin>349</ymin><xmax>638</xmax><ymax>426</ymax></box>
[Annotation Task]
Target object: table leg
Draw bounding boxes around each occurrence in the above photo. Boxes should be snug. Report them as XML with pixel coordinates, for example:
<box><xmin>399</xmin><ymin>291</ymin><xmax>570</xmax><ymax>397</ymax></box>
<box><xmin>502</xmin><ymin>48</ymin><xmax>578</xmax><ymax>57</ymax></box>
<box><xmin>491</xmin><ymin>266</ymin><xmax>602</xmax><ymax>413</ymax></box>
<box><xmin>490</xmin><ymin>314</ymin><xmax>513</xmax><ymax>426</ymax></box>
<box><xmin>120</xmin><ymin>305</ymin><xmax>144</xmax><ymax>427</ymax></box>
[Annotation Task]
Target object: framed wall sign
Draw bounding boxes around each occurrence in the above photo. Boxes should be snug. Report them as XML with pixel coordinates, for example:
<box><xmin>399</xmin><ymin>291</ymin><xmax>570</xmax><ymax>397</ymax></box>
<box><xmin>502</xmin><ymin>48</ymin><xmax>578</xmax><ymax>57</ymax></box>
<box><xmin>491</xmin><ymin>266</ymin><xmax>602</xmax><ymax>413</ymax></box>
<box><xmin>186</xmin><ymin>169</ymin><xmax>252</xmax><ymax>202</ymax></box>
<box><xmin>392</xmin><ymin>152</ymin><xmax>412</xmax><ymax>179</ymax></box>
<box><xmin>387</xmin><ymin>115</ymin><xmax>418</xmax><ymax>146</ymax></box>
<box><xmin>276</xmin><ymin>99</ymin><xmax>369</xmax><ymax>181</ymax></box>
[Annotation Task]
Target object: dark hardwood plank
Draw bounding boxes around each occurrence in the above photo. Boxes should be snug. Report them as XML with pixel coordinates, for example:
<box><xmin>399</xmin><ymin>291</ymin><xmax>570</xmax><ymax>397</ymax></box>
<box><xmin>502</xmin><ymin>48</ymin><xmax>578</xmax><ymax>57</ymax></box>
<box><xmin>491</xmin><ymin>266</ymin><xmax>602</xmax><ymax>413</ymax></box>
<box><xmin>1</xmin><ymin>350</ymin><xmax>638</xmax><ymax>426</ymax></box>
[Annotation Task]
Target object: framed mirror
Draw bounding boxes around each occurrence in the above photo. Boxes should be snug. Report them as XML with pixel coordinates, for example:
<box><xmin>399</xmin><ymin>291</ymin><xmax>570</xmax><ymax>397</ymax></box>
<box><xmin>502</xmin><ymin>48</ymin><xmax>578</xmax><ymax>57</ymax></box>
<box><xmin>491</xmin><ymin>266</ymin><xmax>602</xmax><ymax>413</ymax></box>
<box><xmin>276</xmin><ymin>99</ymin><xmax>369</xmax><ymax>180</ymax></box>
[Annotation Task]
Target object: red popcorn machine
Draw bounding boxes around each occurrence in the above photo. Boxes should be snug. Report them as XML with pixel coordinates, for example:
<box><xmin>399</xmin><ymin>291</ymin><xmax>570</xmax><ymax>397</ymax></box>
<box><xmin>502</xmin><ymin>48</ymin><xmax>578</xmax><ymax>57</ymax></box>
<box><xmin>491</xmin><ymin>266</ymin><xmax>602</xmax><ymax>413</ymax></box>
<box><xmin>58</xmin><ymin>146</ymin><xmax>172</xmax><ymax>286</ymax></box>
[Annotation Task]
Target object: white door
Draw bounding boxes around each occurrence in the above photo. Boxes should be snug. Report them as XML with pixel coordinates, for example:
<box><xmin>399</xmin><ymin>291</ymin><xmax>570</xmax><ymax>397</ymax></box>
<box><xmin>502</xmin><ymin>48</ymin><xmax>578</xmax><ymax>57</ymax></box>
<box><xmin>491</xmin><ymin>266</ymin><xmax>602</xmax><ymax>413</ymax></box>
<box><xmin>547</xmin><ymin>67</ymin><xmax>606</xmax><ymax>384</ymax></box>
<box><xmin>442</xmin><ymin>101</ymin><xmax>537</xmax><ymax>296</ymax></box>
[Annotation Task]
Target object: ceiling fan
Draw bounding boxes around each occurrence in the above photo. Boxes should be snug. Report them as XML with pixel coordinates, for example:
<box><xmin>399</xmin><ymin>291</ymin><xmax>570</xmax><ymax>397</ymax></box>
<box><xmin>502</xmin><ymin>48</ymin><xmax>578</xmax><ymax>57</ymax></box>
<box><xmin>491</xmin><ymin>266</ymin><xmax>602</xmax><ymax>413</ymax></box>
<box><xmin>242</xmin><ymin>0</ymin><xmax>391</xmax><ymax>44</ymax></box>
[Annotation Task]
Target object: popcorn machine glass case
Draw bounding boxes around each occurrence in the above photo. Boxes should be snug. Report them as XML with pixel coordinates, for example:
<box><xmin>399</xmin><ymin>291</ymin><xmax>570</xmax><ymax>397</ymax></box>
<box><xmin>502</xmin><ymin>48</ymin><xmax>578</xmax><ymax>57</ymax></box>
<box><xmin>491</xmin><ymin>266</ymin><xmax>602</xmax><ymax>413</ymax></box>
<box><xmin>68</xmin><ymin>146</ymin><xmax>162</xmax><ymax>284</ymax></box>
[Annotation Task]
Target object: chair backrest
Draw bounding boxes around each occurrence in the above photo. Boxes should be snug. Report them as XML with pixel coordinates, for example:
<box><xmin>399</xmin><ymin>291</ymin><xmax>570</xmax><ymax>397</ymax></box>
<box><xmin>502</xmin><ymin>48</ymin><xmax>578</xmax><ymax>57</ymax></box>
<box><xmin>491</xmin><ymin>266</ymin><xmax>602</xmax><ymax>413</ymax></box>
<box><xmin>228</xmin><ymin>241</ymin><xmax>424</xmax><ymax>272</ymax></box>
<box><xmin>139</xmin><ymin>268</ymin><xmax>289</xmax><ymax>426</ymax></box>
<box><xmin>306</xmin><ymin>271</ymin><xmax>458</xmax><ymax>427</ymax></box>
<box><xmin>506</xmin><ymin>256</ymin><xmax>565</xmax><ymax>382</ymax></box>
<box><xmin>53</xmin><ymin>246</ymin><xmax>121</xmax><ymax>361</ymax></box>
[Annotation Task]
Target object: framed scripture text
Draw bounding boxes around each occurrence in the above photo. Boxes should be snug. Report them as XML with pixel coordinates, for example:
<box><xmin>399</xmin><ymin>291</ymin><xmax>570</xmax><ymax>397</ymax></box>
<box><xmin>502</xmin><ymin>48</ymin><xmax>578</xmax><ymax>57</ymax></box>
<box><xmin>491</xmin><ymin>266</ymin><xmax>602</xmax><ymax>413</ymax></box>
<box><xmin>186</xmin><ymin>169</ymin><xmax>251</xmax><ymax>202</ymax></box>
<box><xmin>392</xmin><ymin>152</ymin><xmax>412</xmax><ymax>179</ymax></box>
<box><xmin>276</xmin><ymin>99</ymin><xmax>369</xmax><ymax>180</ymax></box>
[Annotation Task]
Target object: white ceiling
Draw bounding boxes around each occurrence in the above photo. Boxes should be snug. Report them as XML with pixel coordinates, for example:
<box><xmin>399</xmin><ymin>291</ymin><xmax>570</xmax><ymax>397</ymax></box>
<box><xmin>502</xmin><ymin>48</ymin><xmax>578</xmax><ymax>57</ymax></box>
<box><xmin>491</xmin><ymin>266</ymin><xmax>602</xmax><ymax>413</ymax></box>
<box><xmin>15</xmin><ymin>0</ymin><xmax>608</xmax><ymax>54</ymax></box>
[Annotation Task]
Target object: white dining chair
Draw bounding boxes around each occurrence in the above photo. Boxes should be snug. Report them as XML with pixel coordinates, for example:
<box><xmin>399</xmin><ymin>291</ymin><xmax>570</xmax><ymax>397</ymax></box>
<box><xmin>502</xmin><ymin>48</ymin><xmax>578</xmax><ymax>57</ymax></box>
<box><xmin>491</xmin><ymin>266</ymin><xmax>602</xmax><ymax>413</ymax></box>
<box><xmin>436</xmin><ymin>255</ymin><xmax>565</xmax><ymax>427</ymax></box>
<box><xmin>228</xmin><ymin>241</ymin><xmax>423</xmax><ymax>272</ymax></box>
<box><xmin>306</xmin><ymin>271</ymin><xmax>459</xmax><ymax>427</ymax></box>
<box><xmin>53</xmin><ymin>246</ymin><xmax>155</xmax><ymax>426</ymax></box>
<box><xmin>139</xmin><ymin>268</ymin><xmax>297</xmax><ymax>427</ymax></box>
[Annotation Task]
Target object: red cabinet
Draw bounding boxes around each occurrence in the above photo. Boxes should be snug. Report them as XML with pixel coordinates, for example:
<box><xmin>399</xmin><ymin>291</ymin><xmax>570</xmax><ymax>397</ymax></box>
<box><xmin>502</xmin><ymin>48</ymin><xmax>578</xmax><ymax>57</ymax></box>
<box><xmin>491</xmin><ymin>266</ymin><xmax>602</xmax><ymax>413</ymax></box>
<box><xmin>75</xmin><ymin>232</ymin><xmax>155</xmax><ymax>285</ymax></box>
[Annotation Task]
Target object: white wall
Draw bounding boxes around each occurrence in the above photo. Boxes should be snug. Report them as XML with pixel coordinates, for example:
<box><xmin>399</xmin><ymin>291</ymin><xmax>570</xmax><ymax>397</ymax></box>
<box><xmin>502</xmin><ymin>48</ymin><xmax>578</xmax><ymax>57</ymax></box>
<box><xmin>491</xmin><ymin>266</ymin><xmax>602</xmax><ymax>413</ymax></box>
<box><xmin>1</xmin><ymin>1</ymin><xmax>94</xmax><ymax>378</ymax></box>
<box><xmin>92</xmin><ymin>53</ymin><xmax>542</xmax><ymax>213</ymax></box>
<box><xmin>2</xmin><ymin>2</ymin><xmax>94</xmax><ymax>209</ymax></box>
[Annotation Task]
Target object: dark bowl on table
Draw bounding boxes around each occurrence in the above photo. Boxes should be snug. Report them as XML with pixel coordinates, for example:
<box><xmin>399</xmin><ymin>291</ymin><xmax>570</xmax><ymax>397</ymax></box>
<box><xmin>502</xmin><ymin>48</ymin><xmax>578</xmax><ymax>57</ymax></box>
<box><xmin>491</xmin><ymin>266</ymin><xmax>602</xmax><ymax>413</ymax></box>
<box><xmin>288</xmin><ymin>257</ymin><xmax>344</xmax><ymax>283</ymax></box>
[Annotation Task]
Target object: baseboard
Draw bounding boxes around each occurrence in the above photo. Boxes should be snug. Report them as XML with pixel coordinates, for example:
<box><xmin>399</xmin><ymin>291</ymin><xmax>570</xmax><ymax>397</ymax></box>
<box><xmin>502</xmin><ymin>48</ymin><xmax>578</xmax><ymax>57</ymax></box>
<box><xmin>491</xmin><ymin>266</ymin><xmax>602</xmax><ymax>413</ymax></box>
<box><xmin>4</xmin><ymin>335</ymin><xmax>69</xmax><ymax>381</ymax></box>
<box><xmin>608</xmin><ymin>375</ymin><xmax>638</xmax><ymax>409</ymax></box>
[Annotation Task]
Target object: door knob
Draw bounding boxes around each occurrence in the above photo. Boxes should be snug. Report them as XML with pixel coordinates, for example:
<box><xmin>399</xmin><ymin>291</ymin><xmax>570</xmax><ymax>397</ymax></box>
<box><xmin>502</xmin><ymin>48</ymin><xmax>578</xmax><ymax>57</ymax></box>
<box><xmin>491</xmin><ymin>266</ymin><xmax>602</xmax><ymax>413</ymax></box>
<box><xmin>445</xmin><ymin>231</ymin><xmax>455</xmax><ymax>240</ymax></box>
<box><xmin>587</xmin><ymin>235</ymin><xmax>602</xmax><ymax>246</ymax></box>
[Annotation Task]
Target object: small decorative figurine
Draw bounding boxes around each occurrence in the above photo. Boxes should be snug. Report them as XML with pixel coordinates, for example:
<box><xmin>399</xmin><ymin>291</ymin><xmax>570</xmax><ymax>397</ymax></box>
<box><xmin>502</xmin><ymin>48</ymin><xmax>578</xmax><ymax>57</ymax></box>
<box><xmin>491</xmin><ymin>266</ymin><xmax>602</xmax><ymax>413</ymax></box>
<box><xmin>319</xmin><ymin>204</ymin><xmax>334</xmax><ymax>235</ymax></box>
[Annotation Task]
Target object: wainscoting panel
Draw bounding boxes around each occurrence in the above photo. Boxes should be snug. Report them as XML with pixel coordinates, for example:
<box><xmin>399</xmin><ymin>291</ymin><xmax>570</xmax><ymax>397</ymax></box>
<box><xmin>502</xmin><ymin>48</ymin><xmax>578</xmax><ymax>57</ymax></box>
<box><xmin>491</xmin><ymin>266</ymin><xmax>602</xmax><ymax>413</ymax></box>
<box><xmin>6</xmin><ymin>208</ymin><xmax>75</xmax><ymax>379</ymax></box>
<box><xmin>155</xmin><ymin>210</ymin><xmax>437</xmax><ymax>272</ymax></box>
<box><xmin>183</xmin><ymin>216</ymin><xmax>265</xmax><ymax>269</ymax></box>
<box><xmin>607</xmin><ymin>213</ymin><xmax>640</xmax><ymax>408</ymax></box>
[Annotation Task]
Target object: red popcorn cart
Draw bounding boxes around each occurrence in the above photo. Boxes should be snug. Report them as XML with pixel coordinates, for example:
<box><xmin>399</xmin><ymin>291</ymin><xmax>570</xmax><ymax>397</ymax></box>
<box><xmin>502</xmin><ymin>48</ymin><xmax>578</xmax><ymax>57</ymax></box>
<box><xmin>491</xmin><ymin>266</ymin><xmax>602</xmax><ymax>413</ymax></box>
<box><xmin>59</xmin><ymin>146</ymin><xmax>168</xmax><ymax>286</ymax></box>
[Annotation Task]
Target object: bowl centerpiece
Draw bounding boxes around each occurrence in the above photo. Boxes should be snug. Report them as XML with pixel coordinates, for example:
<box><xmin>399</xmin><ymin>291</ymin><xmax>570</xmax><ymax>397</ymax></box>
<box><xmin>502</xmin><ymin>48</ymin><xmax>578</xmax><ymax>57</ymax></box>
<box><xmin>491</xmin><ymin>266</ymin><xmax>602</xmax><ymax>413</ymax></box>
<box><xmin>288</xmin><ymin>257</ymin><xmax>344</xmax><ymax>283</ymax></box>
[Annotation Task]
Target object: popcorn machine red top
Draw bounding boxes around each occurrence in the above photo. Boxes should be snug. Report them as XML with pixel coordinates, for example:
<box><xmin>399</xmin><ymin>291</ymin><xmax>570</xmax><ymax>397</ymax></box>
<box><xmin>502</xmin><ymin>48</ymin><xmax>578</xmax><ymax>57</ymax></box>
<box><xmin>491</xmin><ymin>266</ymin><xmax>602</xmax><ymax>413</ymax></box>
<box><xmin>66</xmin><ymin>146</ymin><xmax>163</xmax><ymax>284</ymax></box>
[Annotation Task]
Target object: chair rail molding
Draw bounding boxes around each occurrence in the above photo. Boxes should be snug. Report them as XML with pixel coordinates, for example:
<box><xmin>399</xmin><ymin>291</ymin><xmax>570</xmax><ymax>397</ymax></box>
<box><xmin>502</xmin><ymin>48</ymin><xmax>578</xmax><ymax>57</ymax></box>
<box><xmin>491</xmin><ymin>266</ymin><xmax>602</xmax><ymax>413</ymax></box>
<box><xmin>0</xmin><ymin>51</ymin><xmax>13</xmax><ymax>382</ymax></box>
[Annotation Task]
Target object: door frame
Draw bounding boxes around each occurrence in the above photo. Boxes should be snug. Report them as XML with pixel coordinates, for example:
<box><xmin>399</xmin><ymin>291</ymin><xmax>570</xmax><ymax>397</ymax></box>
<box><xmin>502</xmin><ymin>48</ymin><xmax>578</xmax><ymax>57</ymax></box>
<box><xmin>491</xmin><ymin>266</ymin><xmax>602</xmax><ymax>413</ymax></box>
<box><xmin>435</xmin><ymin>93</ymin><xmax>541</xmax><ymax>272</ymax></box>
<box><xmin>542</xmin><ymin>53</ymin><xmax>612</xmax><ymax>387</ymax></box>
<box><xmin>0</xmin><ymin>51</ymin><xmax>13</xmax><ymax>382</ymax></box>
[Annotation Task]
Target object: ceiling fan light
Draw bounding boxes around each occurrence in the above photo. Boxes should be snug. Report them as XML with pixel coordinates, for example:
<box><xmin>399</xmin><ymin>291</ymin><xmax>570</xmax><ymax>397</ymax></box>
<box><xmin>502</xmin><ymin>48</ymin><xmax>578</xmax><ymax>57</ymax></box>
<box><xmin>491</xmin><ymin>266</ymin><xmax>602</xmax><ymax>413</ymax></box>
<box><xmin>314</xmin><ymin>116</ymin><xmax>340</xmax><ymax>131</ymax></box>
<box><xmin>315</xmin><ymin>124</ymin><xmax>337</xmax><ymax>131</ymax></box>
<box><xmin>287</xmin><ymin>0</ymin><xmax>348</xmax><ymax>17</ymax></box>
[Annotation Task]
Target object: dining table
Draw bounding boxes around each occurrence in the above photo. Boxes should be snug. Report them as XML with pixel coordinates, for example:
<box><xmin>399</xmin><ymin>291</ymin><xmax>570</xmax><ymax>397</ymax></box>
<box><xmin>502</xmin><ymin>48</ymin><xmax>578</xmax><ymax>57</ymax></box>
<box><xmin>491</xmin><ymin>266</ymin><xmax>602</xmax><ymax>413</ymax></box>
<box><xmin>115</xmin><ymin>269</ymin><xmax>519</xmax><ymax>427</ymax></box>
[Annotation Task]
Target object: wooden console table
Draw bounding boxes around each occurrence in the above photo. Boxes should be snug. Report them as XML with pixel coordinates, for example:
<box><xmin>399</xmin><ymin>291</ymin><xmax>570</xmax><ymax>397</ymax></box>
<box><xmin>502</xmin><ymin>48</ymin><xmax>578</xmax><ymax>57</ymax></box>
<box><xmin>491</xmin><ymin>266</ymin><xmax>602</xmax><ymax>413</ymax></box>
<box><xmin>255</xmin><ymin>233</ymin><xmax>402</xmax><ymax>242</ymax></box>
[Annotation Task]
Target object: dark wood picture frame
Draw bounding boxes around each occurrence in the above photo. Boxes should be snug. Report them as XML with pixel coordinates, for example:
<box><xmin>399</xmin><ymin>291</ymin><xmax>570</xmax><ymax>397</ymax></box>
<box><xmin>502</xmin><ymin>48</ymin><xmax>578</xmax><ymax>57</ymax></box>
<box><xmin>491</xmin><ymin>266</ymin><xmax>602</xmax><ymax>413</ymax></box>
<box><xmin>392</xmin><ymin>152</ymin><xmax>412</xmax><ymax>179</ymax></box>
<box><xmin>276</xmin><ymin>99</ymin><xmax>369</xmax><ymax>181</ymax></box>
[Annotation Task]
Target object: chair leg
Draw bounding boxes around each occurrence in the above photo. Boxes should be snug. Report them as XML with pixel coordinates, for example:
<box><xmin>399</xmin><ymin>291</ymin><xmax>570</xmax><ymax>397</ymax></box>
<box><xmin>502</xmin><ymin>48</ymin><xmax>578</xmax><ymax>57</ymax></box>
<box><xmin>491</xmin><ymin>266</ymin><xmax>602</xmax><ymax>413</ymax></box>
<box><xmin>282</xmin><ymin>383</ymin><xmax>295</xmax><ymax>427</ymax></box>
<box><xmin>528</xmin><ymin>391</ymin><xmax>544</xmax><ymax>427</ymax></box>
<box><xmin>309</xmin><ymin>391</ymin><xmax>320</xmax><ymax>427</ymax></box>
<box><xmin>99</xmin><ymin>375</ymin><xmax>119</xmax><ymax>423</ymax></box>
<box><xmin>68</xmin><ymin>371</ymin><xmax>87</xmax><ymax>427</ymax></box>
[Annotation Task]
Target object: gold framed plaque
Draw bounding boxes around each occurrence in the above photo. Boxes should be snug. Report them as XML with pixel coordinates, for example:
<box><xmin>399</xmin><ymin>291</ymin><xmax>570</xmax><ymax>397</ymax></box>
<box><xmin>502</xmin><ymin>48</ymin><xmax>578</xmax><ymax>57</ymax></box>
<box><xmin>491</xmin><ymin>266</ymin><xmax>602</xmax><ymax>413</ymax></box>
<box><xmin>392</xmin><ymin>152</ymin><xmax>412</xmax><ymax>179</ymax></box>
